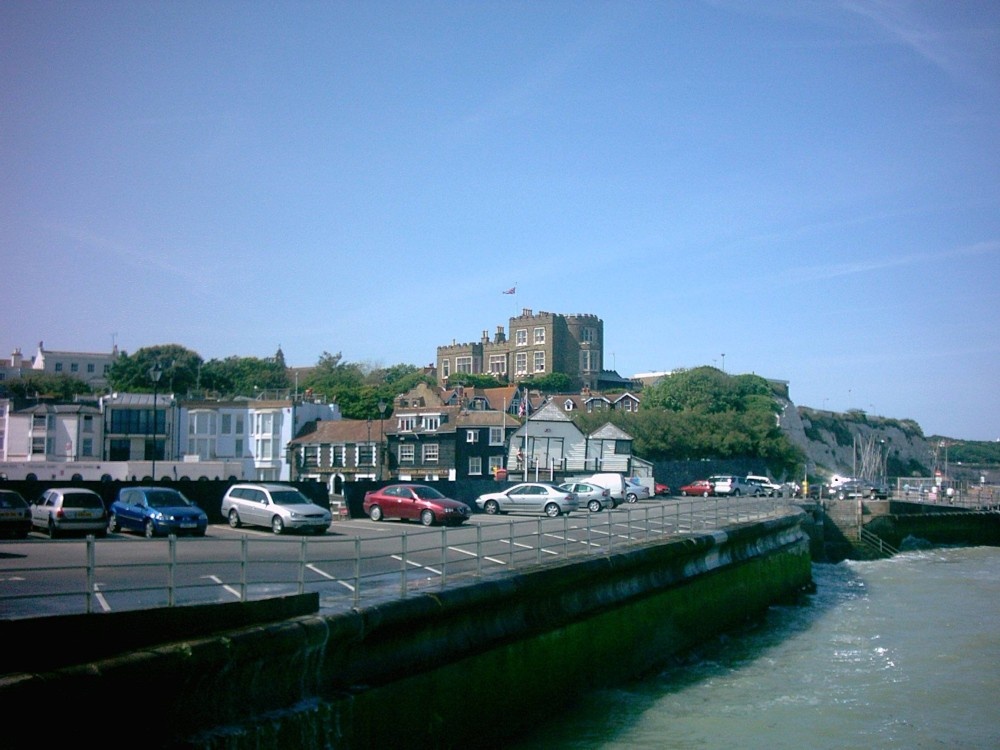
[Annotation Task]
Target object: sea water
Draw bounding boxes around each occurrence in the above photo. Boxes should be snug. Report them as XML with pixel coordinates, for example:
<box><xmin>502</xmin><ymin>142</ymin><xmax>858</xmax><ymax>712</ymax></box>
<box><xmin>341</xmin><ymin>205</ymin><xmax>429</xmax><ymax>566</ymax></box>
<box><xmin>510</xmin><ymin>546</ymin><xmax>1000</xmax><ymax>750</ymax></box>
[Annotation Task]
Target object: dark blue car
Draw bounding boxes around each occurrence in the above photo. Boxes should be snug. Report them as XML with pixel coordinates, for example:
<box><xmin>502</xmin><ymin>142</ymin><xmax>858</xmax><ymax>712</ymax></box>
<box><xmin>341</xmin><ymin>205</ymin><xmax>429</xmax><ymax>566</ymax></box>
<box><xmin>108</xmin><ymin>487</ymin><xmax>208</xmax><ymax>538</ymax></box>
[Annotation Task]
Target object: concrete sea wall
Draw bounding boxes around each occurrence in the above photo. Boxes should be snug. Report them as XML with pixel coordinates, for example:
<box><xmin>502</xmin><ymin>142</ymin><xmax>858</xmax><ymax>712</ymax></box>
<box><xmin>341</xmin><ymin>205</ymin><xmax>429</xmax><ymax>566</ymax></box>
<box><xmin>2</xmin><ymin>512</ymin><xmax>812</xmax><ymax>749</ymax></box>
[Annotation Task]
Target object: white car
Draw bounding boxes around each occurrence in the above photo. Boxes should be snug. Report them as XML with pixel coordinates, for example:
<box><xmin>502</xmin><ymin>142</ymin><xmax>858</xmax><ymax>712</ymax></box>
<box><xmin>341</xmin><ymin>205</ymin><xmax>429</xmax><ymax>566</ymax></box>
<box><xmin>746</xmin><ymin>475</ymin><xmax>782</xmax><ymax>497</ymax></box>
<box><xmin>221</xmin><ymin>483</ymin><xmax>332</xmax><ymax>534</ymax></box>
<box><xmin>476</xmin><ymin>482</ymin><xmax>579</xmax><ymax>517</ymax></box>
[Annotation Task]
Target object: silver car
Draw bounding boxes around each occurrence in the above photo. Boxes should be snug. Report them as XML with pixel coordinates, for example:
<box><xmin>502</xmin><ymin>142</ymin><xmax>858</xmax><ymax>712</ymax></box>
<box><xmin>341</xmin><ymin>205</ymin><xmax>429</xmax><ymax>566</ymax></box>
<box><xmin>558</xmin><ymin>481</ymin><xmax>614</xmax><ymax>512</ymax></box>
<box><xmin>31</xmin><ymin>487</ymin><xmax>108</xmax><ymax>538</ymax></box>
<box><xmin>476</xmin><ymin>482</ymin><xmax>579</xmax><ymax>517</ymax></box>
<box><xmin>221</xmin><ymin>483</ymin><xmax>332</xmax><ymax>534</ymax></box>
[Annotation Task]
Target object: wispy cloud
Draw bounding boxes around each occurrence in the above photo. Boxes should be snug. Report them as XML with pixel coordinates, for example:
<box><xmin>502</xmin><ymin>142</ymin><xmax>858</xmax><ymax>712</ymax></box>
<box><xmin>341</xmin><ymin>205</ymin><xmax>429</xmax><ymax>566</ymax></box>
<box><xmin>839</xmin><ymin>0</ymin><xmax>1000</xmax><ymax>90</ymax></box>
<box><xmin>783</xmin><ymin>239</ymin><xmax>999</xmax><ymax>284</ymax></box>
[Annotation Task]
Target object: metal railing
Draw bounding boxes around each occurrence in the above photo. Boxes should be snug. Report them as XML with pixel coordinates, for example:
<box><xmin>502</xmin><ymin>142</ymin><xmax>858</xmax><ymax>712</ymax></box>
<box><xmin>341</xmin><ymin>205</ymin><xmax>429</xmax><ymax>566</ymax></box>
<box><xmin>857</xmin><ymin>526</ymin><xmax>899</xmax><ymax>558</ymax></box>
<box><xmin>0</xmin><ymin>497</ymin><xmax>795</xmax><ymax>620</ymax></box>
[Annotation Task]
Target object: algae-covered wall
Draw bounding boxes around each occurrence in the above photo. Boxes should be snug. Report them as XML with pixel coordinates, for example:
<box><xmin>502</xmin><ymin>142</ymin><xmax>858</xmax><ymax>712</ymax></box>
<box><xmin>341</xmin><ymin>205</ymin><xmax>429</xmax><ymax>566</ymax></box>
<box><xmin>2</xmin><ymin>513</ymin><xmax>811</xmax><ymax>749</ymax></box>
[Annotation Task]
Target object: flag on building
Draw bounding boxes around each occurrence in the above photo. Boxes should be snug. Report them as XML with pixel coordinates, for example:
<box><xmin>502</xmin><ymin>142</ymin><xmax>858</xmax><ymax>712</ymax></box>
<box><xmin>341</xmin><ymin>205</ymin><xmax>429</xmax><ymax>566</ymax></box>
<box><xmin>518</xmin><ymin>388</ymin><xmax>527</xmax><ymax>417</ymax></box>
<box><xmin>503</xmin><ymin>286</ymin><xmax>516</xmax><ymax>294</ymax></box>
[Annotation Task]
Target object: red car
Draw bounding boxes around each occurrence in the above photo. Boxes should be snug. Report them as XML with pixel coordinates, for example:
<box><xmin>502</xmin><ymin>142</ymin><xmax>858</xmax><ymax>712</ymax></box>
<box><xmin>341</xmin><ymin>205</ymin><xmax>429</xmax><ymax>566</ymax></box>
<box><xmin>679</xmin><ymin>479</ymin><xmax>714</xmax><ymax>497</ymax></box>
<box><xmin>363</xmin><ymin>483</ymin><xmax>471</xmax><ymax>526</ymax></box>
<box><xmin>654</xmin><ymin>481</ymin><xmax>671</xmax><ymax>496</ymax></box>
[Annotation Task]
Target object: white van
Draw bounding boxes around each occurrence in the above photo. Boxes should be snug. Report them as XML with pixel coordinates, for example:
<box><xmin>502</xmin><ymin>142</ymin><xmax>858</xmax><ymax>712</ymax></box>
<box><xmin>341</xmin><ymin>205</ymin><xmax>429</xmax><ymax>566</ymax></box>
<box><xmin>583</xmin><ymin>473</ymin><xmax>646</xmax><ymax>505</ymax></box>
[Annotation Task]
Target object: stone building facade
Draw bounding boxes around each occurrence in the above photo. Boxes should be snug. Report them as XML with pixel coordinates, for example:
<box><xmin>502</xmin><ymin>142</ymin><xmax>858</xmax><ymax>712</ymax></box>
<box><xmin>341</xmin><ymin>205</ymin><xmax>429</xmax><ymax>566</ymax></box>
<box><xmin>436</xmin><ymin>309</ymin><xmax>604</xmax><ymax>390</ymax></box>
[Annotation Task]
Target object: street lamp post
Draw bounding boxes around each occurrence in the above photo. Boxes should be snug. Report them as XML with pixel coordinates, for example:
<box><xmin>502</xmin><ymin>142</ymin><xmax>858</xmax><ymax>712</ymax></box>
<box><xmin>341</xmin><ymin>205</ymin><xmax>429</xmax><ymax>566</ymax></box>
<box><xmin>367</xmin><ymin>418</ymin><xmax>373</xmax><ymax>477</ymax></box>
<box><xmin>148</xmin><ymin>362</ymin><xmax>163</xmax><ymax>482</ymax></box>
<box><xmin>377</xmin><ymin>399</ymin><xmax>387</xmax><ymax>481</ymax></box>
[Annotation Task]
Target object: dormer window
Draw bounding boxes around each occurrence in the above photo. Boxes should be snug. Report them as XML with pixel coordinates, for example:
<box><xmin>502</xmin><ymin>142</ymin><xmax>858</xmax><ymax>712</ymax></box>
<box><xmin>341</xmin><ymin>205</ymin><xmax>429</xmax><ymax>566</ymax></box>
<box><xmin>563</xmin><ymin>399</ymin><xmax>575</xmax><ymax>411</ymax></box>
<box><xmin>422</xmin><ymin>415</ymin><xmax>441</xmax><ymax>431</ymax></box>
<box><xmin>398</xmin><ymin>416</ymin><xmax>416</xmax><ymax>431</ymax></box>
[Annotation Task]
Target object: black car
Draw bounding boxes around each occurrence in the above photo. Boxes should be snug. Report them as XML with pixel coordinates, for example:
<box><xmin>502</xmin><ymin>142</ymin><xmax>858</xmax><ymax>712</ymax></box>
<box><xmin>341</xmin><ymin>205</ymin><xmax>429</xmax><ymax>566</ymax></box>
<box><xmin>0</xmin><ymin>489</ymin><xmax>31</xmax><ymax>538</ymax></box>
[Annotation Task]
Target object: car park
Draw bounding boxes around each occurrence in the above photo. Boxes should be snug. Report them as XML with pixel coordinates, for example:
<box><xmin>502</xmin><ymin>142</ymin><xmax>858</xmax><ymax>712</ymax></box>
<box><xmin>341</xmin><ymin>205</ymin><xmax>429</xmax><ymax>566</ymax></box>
<box><xmin>679</xmin><ymin>479</ymin><xmax>714</xmax><ymax>497</ymax></box>
<box><xmin>30</xmin><ymin>487</ymin><xmax>108</xmax><ymax>538</ymax></box>
<box><xmin>0</xmin><ymin>489</ymin><xmax>31</xmax><ymax>538</ymax></box>
<box><xmin>558</xmin><ymin>481</ymin><xmax>614</xmax><ymax>512</ymax></box>
<box><xmin>746</xmin><ymin>475</ymin><xmax>782</xmax><ymax>497</ymax></box>
<box><xmin>108</xmin><ymin>486</ymin><xmax>208</xmax><ymax>538</ymax></box>
<box><xmin>708</xmin><ymin>475</ymin><xmax>763</xmax><ymax>497</ymax></box>
<box><xmin>362</xmin><ymin>484</ymin><xmax>471</xmax><ymax>526</ymax></box>
<box><xmin>476</xmin><ymin>482</ymin><xmax>579</xmax><ymax>517</ymax></box>
<box><xmin>221</xmin><ymin>483</ymin><xmax>332</xmax><ymax>534</ymax></box>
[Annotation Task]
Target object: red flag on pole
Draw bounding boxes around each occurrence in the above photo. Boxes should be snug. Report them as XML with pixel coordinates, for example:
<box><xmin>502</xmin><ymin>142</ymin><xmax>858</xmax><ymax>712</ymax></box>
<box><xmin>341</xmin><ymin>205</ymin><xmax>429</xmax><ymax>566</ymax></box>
<box><xmin>503</xmin><ymin>287</ymin><xmax>516</xmax><ymax>295</ymax></box>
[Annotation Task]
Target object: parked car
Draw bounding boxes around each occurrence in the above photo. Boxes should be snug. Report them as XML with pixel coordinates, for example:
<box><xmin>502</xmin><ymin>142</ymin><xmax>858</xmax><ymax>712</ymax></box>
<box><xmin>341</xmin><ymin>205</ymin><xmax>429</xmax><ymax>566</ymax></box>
<box><xmin>654</xmin><ymin>481</ymin><xmax>671</xmax><ymax>496</ymax></box>
<box><xmin>833</xmin><ymin>480</ymin><xmax>890</xmax><ymax>500</ymax></box>
<box><xmin>0</xmin><ymin>489</ymin><xmax>31</xmax><ymax>538</ymax></box>
<box><xmin>108</xmin><ymin>486</ymin><xmax>208</xmax><ymax>538</ymax></box>
<box><xmin>746</xmin><ymin>475</ymin><xmax>782</xmax><ymax>497</ymax></box>
<box><xmin>30</xmin><ymin>487</ymin><xmax>108</xmax><ymax>538</ymax></box>
<box><xmin>558</xmin><ymin>481</ymin><xmax>613</xmax><ymax>512</ymax></box>
<box><xmin>584</xmin><ymin>473</ymin><xmax>644</xmax><ymax>504</ymax></box>
<box><xmin>476</xmin><ymin>482</ymin><xmax>579</xmax><ymax>517</ymax></box>
<box><xmin>221</xmin><ymin>483</ymin><xmax>331</xmax><ymax>535</ymax></box>
<box><xmin>626</xmin><ymin>478</ymin><xmax>651</xmax><ymax>502</ymax></box>
<box><xmin>708</xmin><ymin>475</ymin><xmax>763</xmax><ymax>497</ymax></box>
<box><xmin>363</xmin><ymin>484</ymin><xmax>471</xmax><ymax>526</ymax></box>
<box><xmin>679</xmin><ymin>479</ymin><xmax>714</xmax><ymax>497</ymax></box>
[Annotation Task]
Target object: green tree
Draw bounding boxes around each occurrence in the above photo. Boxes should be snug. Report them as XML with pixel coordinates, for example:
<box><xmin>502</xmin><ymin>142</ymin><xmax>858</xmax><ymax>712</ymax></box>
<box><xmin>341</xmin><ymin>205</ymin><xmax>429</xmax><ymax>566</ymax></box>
<box><xmin>199</xmin><ymin>356</ymin><xmax>289</xmax><ymax>396</ymax></box>
<box><xmin>520</xmin><ymin>372</ymin><xmax>573</xmax><ymax>393</ymax></box>
<box><xmin>107</xmin><ymin>344</ymin><xmax>203</xmax><ymax>393</ymax></box>
<box><xmin>0</xmin><ymin>373</ymin><xmax>92</xmax><ymax>401</ymax></box>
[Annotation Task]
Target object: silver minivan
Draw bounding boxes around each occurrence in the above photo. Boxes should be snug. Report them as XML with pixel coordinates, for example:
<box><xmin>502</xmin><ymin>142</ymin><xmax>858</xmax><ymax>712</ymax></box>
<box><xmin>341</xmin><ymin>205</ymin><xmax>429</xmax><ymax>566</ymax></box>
<box><xmin>220</xmin><ymin>483</ymin><xmax>332</xmax><ymax>535</ymax></box>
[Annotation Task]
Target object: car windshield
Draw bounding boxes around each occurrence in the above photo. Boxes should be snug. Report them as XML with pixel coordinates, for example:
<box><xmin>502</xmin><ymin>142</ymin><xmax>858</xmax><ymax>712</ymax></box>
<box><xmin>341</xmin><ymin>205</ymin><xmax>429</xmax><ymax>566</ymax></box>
<box><xmin>62</xmin><ymin>492</ymin><xmax>103</xmax><ymax>509</ymax></box>
<box><xmin>0</xmin><ymin>493</ymin><xmax>27</xmax><ymax>509</ymax></box>
<box><xmin>270</xmin><ymin>490</ymin><xmax>313</xmax><ymax>506</ymax></box>
<box><xmin>146</xmin><ymin>490</ymin><xmax>192</xmax><ymax>508</ymax></box>
<box><xmin>412</xmin><ymin>486</ymin><xmax>446</xmax><ymax>500</ymax></box>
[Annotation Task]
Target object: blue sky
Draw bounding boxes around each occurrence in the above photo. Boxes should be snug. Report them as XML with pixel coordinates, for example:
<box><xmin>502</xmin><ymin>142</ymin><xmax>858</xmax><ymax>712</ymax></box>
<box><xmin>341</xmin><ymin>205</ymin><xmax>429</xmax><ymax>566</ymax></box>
<box><xmin>2</xmin><ymin>1</ymin><xmax>998</xmax><ymax>440</ymax></box>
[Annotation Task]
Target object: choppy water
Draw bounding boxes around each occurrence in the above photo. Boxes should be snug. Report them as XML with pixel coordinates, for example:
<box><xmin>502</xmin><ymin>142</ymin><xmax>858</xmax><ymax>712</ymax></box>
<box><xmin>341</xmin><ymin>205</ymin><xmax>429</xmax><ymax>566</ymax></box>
<box><xmin>510</xmin><ymin>546</ymin><xmax>1000</xmax><ymax>750</ymax></box>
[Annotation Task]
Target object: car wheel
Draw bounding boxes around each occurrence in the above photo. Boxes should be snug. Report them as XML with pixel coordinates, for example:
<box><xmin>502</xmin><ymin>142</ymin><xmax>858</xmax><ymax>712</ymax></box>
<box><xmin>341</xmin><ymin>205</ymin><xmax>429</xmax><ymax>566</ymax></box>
<box><xmin>680</xmin><ymin>490</ymin><xmax>688</xmax><ymax>497</ymax></box>
<box><xmin>369</xmin><ymin>505</ymin><xmax>383</xmax><ymax>522</ymax></box>
<box><xmin>483</xmin><ymin>500</ymin><xmax>500</xmax><ymax>515</ymax></box>
<box><xmin>420</xmin><ymin>509</ymin><xmax>435</xmax><ymax>526</ymax></box>
<box><xmin>544</xmin><ymin>502</ymin><xmax>561</xmax><ymax>518</ymax></box>
<box><xmin>271</xmin><ymin>516</ymin><xmax>284</xmax><ymax>534</ymax></box>
<box><xmin>588</xmin><ymin>499</ymin><xmax>602</xmax><ymax>513</ymax></box>
<box><xmin>702</xmin><ymin>490</ymin><xmax>710</xmax><ymax>497</ymax></box>
<box><xmin>107</xmin><ymin>513</ymin><xmax>119</xmax><ymax>534</ymax></box>
<box><xmin>48</xmin><ymin>519</ymin><xmax>59</xmax><ymax>539</ymax></box>
<box><xmin>228</xmin><ymin>509</ymin><xmax>241</xmax><ymax>528</ymax></box>
<box><xmin>626</xmin><ymin>493</ymin><xmax>638</xmax><ymax>503</ymax></box>
<box><xmin>144</xmin><ymin>519</ymin><xmax>156</xmax><ymax>539</ymax></box>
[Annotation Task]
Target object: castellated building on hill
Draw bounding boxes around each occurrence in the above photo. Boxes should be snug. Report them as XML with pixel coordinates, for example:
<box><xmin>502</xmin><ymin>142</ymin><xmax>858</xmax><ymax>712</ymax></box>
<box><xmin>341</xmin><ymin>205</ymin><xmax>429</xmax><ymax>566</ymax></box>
<box><xmin>436</xmin><ymin>309</ymin><xmax>604</xmax><ymax>389</ymax></box>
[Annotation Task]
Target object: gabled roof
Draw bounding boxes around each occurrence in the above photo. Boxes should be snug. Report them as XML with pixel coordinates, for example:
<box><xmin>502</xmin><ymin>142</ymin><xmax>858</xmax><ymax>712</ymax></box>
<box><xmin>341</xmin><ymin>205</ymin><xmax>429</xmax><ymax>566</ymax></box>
<box><xmin>525</xmin><ymin>401</ymin><xmax>573</xmax><ymax>423</ymax></box>
<box><xmin>291</xmin><ymin>419</ymin><xmax>385</xmax><ymax>444</ymax></box>
<box><xmin>588</xmin><ymin>422</ymin><xmax>634</xmax><ymax>440</ymax></box>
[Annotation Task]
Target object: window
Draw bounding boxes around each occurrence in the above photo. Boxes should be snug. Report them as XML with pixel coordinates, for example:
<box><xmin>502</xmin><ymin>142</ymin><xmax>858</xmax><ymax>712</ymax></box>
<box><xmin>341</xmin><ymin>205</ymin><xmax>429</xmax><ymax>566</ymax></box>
<box><xmin>55</xmin><ymin>362</ymin><xmax>63</xmax><ymax>372</ymax></box>
<box><xmin>398</xmin><ymin>416</ymin><xmax>416</xmax><ymax>431</ymax></box>
<box><xmin>456</xmin><ymin>356</ymin><xmax>473</xmax><ymax>374</ymax></box>
<box><xmin>468</xmin><ymin>456</ymin><xmax>482</xmax><ymax>475</ymax></box>
<box><xmin>70</xmin><ymin>363</ymin><xmax>79</xmax><ymax>373</ymax></box>
<box><xmin>399</xmin><ymin>444</ymin><xmax>415</xmax><ymax>463</ymax></box>
<box><xmin>533</xmin><ymin>327</ymin><xmax>545</xmax><ymax>344</ymax></box>
<box><xmin>423</xmin><ymin>443</ymin><xmax>439</xmax><ymax>463</ymax></box>
<box><xmin>303</xmin><ymin>446</ymin><xmax>319</xmax><ymax>468</ymax></box>
<box><xmin>515</xmin><ymin>328</ymin><xmax>527</xmax><ymax>346</ymax></box>
<box><xmin>515</xmin><ymin>352</ymin><xmax>527</xmax><ymax>375</ymax></box>
<box><xmin>81</xmin><ymin>438</ymin><xmax>92</xmax><ymax>457</ymax></box>
<box><xmin>235</xmin><ymin>415</ymin><xmax>245</xmax><ymax>433</ymax></box>
<box><xmin>466</xmin><ymin>430</ymin><xmax>479</xmax><ymax>444</ymax></box>
<box><xmin>189</xmin><ymin>411</ymin><xmax>217</xmax><ymax>436</ymax></box>
<box><xmin>31</xmin><ymin>436</ymin><xmax>45</xmax><ymax>454</ymax></box>
<box><xmin>488</xmin><ymin>455</ymin><xmax>504</xmax><ymax>475</ymax></box>
<box><xmin>533</xmin><ymin>351</ymin><xmax>545</xmax><ymax>373</ymax></box>
<box><xmin>87</xmin><ymin>363</ymin><xmax>95</xmax><ymax>373</ymax></box>
<box><xmin>221</xmin><ymin>414</ymin><xmax>232</xmax><ymax>434</ymax></box>
<box><xmin>33</xmin><ymin>414</ymin><xmax>46</xmax><ymax>430</ymax></box>
<box><xmin>234</xmin><ymin>439</ymin><xmax>244</xmax><ymax>458</ymax></box>
<box><xmin>489</xmin><ymin>426</ymin><xmax>503</xmax><ymax>445</ymax></box>
<box><xmin>488</xmin><ymin>354</ymin><xmax>506</xmax><ymax>374</ymax></box>
<box><xmin>442</xmin><ymin>359</ymin><xmax>450</xmax><ymax>379</ymax></box>
<box><xmin>581</xmin><ymin>350</ymin><xmax>596</xmax><ymax>371</ymax></box>
<box><xmin>190</xmin><ymin>437</ymin><xmax>216</xmax><ymax>460</ymax></box>
<box><xmin>422</xmin><ymin>415</ymin><xmax>440</xmax><ymax>431</ymax></box>
<box><xmin>83</xmin><ymin>415</ymin><xmax>93</xmax><ymax>432</ymax></box>
<box><xmin>563</xmin><ymin>399</ymin><xmax>575</xmax><ymax>411</ymax></box>
<box><xmin>581</xmin><ymin>327</ymin><xmax>594</xmax><ymax>342</ymax></box>
<box><xmin>109</xmin><ymin>438</ymin><xmax>130</xmax><ymax>461</ymax></box>
<box><xmin>615</xmin><ymin>439</ymin><xmax>630</xmax><ymax>454</ymax></box>
<box><xmin>331</xmin><ymin>445</ymin><xmax>345</xmax><ymax>467</ymax></box>
<box><xmin>358</xmin><ymin>445</ymin><xmax>375</xmax><ymax>466</ymax></box>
